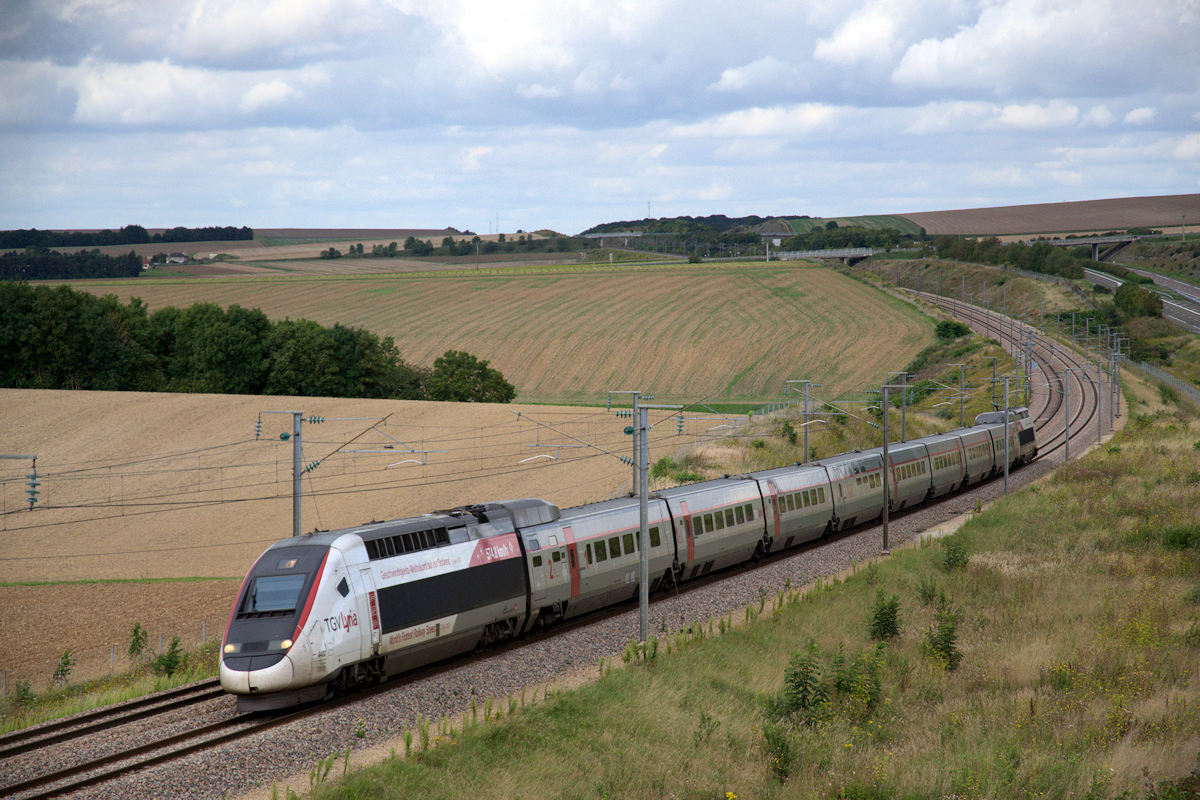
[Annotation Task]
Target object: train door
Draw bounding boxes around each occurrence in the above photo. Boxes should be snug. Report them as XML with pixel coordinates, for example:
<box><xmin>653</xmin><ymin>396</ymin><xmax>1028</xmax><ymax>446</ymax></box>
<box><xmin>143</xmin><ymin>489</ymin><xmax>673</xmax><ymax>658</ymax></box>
<box><xmin>356</xmin><ymin>567</ymin><xmax>381</xmax><ymax>658</ymax></box>
<box><xmin>765</xmin><ymin>480</ymin><xmax>781</xmax><ymax>545</ymax></box>
<box><xmin>680</xmin><ymin>500</ymin><xmax>695</xmax><ymax>562</ymax></box>
<box><xmin>563</xmin><ymin>525</ymin><xmax>580</xmax><ymax>597</ymax></box>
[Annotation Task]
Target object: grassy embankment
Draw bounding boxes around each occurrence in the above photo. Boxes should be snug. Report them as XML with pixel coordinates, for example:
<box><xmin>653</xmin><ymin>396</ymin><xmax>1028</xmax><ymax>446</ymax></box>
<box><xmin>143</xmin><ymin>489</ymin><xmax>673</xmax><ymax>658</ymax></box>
<box><xmin>294</xmin><ymin>377</ymin><xmax>1200</xmax><ymax>799</ymax></box>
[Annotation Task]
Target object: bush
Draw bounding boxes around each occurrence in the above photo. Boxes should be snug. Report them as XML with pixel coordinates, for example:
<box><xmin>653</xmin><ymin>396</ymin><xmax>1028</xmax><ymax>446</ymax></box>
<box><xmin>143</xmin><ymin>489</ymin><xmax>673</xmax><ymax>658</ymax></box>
<box><xmin>942</xmin><ymin>534</ymin><xmax>968</xmax><ymax>571</ymax></box>
<box><xmin>152</xmin><ymin>637</ymin><xmax>184</xmax><ymax>677</ymax></box>
<box><xmin>923</xmin><ymin>608</ymin><xmax>962</xmax><ymax>670</ymax></box>
<box><xmin>870</xmin><ymin>590</ymin><xmax>901</xmax><ymax>641</ymax></box>
<box><xmin>780</xmin><ymin>420</ymin><xmax>797</xmax><ymax>445</ymax></box>
<box><xmin>935</xmin><ymin>320</ymin><xmax>970</xmax><ymax>340</ymax></box>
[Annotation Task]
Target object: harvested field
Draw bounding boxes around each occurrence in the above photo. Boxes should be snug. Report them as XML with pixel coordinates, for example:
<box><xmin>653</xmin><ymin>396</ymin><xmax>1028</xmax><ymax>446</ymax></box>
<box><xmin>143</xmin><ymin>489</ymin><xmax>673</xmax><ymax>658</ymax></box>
<box><xmin>0</xmin><ymin>389</ymin><xmax>704</xmax><ymax>684</ymax></box>
<box><xmin>899</xmin><ymin>194</ymin><xmax>1200</xmax><ymax>236</ymax></box>
<box><xmin>67</xmin><ymin>263</ymin><xmax>934</xmax><ymax>404</ymax></box>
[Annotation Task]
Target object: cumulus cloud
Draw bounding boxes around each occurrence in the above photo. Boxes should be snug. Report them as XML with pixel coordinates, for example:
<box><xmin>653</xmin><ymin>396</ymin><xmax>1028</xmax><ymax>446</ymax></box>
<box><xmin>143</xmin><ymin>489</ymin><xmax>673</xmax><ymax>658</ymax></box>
<box><xmin>1083</xmin><ymin>106</ymin><xmax>1113</xmax><ymax>126</ymax></box>
<box><xmin>239</xmin><ymin>79</ymin><xmax>300</xmax><ymax>113</ymax></box>
<box><xmin>709</xmin><ymin>57</ymin><xmax>801</xmax><ymax>92</ymax></box>
<box><xmin>672</xmin><ymin>104</ymin><xmax>841</xmax><ymax>138</ymax></box>
<box><xmin>813</xmin><ymin>3</ymin><xmax>902</xmax><ymax>66</ymax></box>
<box><xmin>1125</xmin><ymin>106</ymin><xmax>1156</xmax><ymax>124</ymax></box>
<box><xmin>997</xmin><ymin>100</ymin><xmax>1079</xmax><ymax>129</ymax></box>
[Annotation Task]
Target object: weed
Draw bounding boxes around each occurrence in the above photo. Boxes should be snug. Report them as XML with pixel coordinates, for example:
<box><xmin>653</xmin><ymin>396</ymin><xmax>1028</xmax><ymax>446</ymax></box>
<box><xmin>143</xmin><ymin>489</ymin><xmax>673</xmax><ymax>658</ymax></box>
<box><xmin>693</xmin><ymin>710</ymin><xmax>720</xmax><ymax>745</ymax></box>
<box><xmin>763</xmin><ymin>723</ymin><xmax>792</xmax><ymax>781</ymax></box>
<box><xmin>870</xmin><ymin>590</ymin><xmax>901</xmax><ymax>641</ymax></box>
<box><xmin>152</xmin><ymin>637</ymin><xmax>184</xmax><ymax>677</ymax></box>
<box><xmin>53</xmin><ymin>650</ymin><xmax>73</xmax><ymax>686</ymax></box>
<box><xmin>750</xmin><ymin>439</ymin><xmax>766</xmax><ymax>450</ymax></box>
<box><xmin>916</xmin><ymin>576</ymin><xmax>939</xmax><ymax>606</ymax></box>
<box><xmin>781</xmin><ymin>420</ymin><xmax>797</xmax><ymax>445</ymax></box>
<box><xmin>354</xmin><ymin>718</ymin><xmax>367</xmax><ymax>739</ymax></box>
<box><xmin>127</xmin><ymin>622</ymin><xmax>148</xmax><ymax>660</ymax></box>
<box><xmin>922</xmin><ymin>608</ymin><xmax>962</xmax><ymax>671</ymax></box>
<box><xmin>942</xmin><ymin>534</ymin><xmax>968</xmax><ymax>571</ymax></box>
<box><xmin>1183</xmin><ymin>622</ymin><xmax>1200</xmax><ymax>649</ymax></box>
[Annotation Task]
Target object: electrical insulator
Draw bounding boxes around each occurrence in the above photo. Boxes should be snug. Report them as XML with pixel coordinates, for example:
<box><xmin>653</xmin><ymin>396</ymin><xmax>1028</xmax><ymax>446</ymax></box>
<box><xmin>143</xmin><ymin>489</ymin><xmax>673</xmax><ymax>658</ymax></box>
<box><xmin>307</xmin><ymin>416</ymin><xmax>325</xmax><ymax>424</ymax></box>
<box><xmin>677</xmin><ymin>415</ymin><xmax>684</xmax><ymax>433</ymax></box>
<box><xmin>606</xmin><ymin>396</ymin><xmax>611</xmax><ymax>411</ymax></box>
<box><xmin>304</xmin><ymin>459</ymin><xmax>322</xmax><ymax>474</ymax></box>
<box><xmin>26</xmin><ymin>471</ymin><xmax>40</xmax><ymax>509</ymax></box>
<box><xmin>254</xmin><ymin>415</ymin><xmax>262</xmax><ymax>440</ymax></box>
<box><xmin>279</xmin><ymin>432</ymin><xmax>291</xmax><ymax>441</ymax></box>
<box><xmin>623</xmin><ymin>426</ymin><xmax>634</xmax><ymax>436</ymax></box>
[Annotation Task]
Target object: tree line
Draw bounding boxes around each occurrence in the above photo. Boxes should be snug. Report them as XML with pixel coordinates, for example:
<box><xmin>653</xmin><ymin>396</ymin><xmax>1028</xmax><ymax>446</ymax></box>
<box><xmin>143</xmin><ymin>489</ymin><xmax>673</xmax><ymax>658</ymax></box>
<box><xmin>0</xmin><ymin>225</ymin><xmax>254</xmax><ymax>249</ymax></box>
<box><xmin>931</xmin><ymin>236</ymin><xmax>1086</xmax><ymax>279</ymax></box>
<box><xmin>780</xmin><ymin>225</ymin><xmax>908</xmax><ymax>251</ymax></box>
<box><xmin>320</xmin><ymin>233</ymin><xmax>583</xmax><ymax>260</ymax></box>
<box><xmin>0</xmin><ymin>282</ymin><xmax>515</xmax><ymax>402</ymax></box>
<box><xmin>1</xmin><ymin>248</ymin><xmax>143</xmax><ymax>280</ymax></box>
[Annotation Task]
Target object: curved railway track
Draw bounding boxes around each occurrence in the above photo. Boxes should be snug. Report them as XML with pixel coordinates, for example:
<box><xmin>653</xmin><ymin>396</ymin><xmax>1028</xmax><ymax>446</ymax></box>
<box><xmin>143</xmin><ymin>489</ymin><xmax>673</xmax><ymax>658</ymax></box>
<box><xmin>1</xmin><ymin>292</ymin><xmax>1112</xmax><ymax>800</ymax></box>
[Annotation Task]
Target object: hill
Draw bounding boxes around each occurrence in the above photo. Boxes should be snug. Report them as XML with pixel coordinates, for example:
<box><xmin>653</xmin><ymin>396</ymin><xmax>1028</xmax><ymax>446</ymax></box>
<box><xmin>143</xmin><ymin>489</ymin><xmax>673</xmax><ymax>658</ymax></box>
<box><xmin>65</xmin><ymin>262</ymin><xmax>933</xmax><ymax>404</ymax></box>
<box><xmin>898</xmin><ymin>194</ymin><xmax>1200</xmax><ymax>236</ymax></box>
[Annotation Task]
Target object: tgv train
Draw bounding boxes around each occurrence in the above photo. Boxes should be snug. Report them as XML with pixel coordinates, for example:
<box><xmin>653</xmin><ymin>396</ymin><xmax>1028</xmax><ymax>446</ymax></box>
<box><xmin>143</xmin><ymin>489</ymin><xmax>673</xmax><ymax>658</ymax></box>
<box><xmin>221</xmin><ymin>409</ymin><xmax>1036</xmax><ymax>710</ymax></box>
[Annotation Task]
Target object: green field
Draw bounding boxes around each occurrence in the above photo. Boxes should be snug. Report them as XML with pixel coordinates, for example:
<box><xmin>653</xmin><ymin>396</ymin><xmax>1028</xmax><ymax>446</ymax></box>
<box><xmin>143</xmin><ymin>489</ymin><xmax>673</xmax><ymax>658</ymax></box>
<box><xmin>784</xmin><ymin>215</ymin><xmax>926</xmax><ymax>236</ymax></box>
<box><xmin>68</xmin><ymin>262</ymin><xmax>935</xmax><ymax>404</ymax></box>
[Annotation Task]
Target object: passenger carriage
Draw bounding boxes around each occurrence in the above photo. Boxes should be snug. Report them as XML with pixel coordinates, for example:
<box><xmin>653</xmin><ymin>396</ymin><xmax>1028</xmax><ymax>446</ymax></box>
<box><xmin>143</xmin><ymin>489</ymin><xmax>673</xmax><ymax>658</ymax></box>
<box><xmin>656</xmin><ymin>478</ymin><xmax>767</xmax><ymax>580</ymax></box>
<box><xmin>816</xmin><ymin>451</ymin><xmax>886</xmax><ymax>531</ymax></box>
<box><xmin>863</xmin><ymin>441</ymin><xmax>931</xmax><ymax>511</ymax></box>
<box><xmin>921</xmin><ymin>432</ymin><xmax>968</xmax><ymax>496</ymax></box>
<box><xmin>745</xmin><ymin>464</ymin><xmax>833</xmax><ymax>552</ymax></box>
<box><xmin>516</xmin><ymin>496</ymin><xmax>675</xmax><ymax>621</ymax></box>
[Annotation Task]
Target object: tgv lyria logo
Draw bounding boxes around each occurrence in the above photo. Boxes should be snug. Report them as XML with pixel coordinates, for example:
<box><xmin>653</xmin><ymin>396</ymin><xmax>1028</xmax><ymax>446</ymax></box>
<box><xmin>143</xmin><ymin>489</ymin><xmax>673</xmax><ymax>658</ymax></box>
<box><xmin>324</xmin><ymin>611</ymin><xmax>359</xmax><ymax>633</ymax></box>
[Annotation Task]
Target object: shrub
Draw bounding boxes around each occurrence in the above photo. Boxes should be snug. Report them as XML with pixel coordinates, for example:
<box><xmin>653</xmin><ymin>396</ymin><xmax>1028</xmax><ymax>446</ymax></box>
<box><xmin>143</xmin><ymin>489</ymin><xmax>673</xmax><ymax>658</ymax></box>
<box><xmin>942</xmin><ymin>534</ymin><xmax>968</xmax><ymax>571</ymax></box>
<box><xmin>780</xmin><ymin>420</ymin><xmax>797</xmax><ymax>445</ymax></box>
<box><xmin>935</xmin><ymin>320</ymin><xmax>970</xmax><ymax>340</ymax></box>
<box><xmin>923</xmin><ymin>608</ymin><xmax>962</xmax><ymax>670</ymax></box>
<box><xmin>152</xmin><ymin>636</ymin><xmax>184</xmax><ymax>677</ymax></box>
<box><xmin>53</xmin><ymin>650</ymin><xmax>74</xmax><ymax>686</ymax></box>
<box><xmin>128</xmin><ymin>622</ymin><xmax>148</xmax><ymax>660</ymax></box>
<box><xmin>750</xmin><ymin>439</ymin><xmax>766</xmax><ymax>450</ymax></box>
<box><xmin>1160</xmin><ymin>525</ymin><xmax>1200</xmax><ymax>550</ymax></box>
<box><xmin>870</xmin><ymin>590</ymin><xmax>901</xmax><ymax>641</ymax></box>
<box><xmin>651</xmin><ymin>457</ymin><xmax>676</xmax><ymax>479</ymax></box>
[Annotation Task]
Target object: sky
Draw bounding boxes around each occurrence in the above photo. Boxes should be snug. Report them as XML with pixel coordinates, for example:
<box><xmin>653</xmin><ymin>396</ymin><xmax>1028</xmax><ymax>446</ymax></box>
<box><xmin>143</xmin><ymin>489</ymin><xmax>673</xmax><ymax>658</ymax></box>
<box><xmin>1</xmin><ymin>0</ymin><xmax>1198</xmax><ymax>235</ymax></box>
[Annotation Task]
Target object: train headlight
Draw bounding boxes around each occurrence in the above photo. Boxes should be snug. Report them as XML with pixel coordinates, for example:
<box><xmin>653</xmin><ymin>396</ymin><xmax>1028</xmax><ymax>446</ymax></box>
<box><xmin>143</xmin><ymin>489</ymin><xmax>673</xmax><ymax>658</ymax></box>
<box><xmin>223</xmin><ymin>643</ymin><xmax>239</xmax><ymax>654</ymax></box>
<box><xmin>281</xmin><ymin>639</ymin><xmax>293</xmax><ymax>650</ymax></box>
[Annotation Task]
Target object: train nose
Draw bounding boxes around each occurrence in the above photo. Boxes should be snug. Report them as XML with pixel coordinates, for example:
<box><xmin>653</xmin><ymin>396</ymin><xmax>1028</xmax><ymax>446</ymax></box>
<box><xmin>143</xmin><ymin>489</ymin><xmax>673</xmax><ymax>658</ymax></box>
<box><xmin>219</xmin><ymin>653</ymin><xmax>295</xmax><ymax>695</ymax></box>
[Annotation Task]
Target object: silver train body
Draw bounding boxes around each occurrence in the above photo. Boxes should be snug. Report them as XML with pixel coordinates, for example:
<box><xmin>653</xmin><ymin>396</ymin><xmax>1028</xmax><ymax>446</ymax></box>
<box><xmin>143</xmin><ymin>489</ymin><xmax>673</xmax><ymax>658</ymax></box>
<box><xmin>221</xmin><ymin>408</ymin><xmax>1036</xmax><ymax>710</ymax></box>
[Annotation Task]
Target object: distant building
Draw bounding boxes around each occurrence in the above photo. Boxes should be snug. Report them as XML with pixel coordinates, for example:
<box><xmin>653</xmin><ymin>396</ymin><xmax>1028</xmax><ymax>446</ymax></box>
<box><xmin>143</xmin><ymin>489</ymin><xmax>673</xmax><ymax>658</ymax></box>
<box><xmin>166</xmin><ymin>252</ymin><xmax>187</xmax><ymax>264</ymax></box>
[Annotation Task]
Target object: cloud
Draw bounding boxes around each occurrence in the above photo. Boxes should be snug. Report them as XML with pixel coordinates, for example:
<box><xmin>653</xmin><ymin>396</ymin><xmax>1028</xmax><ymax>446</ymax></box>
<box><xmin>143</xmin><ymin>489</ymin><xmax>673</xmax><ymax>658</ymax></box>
<box><xmin>460</xmin><ymin>145</ymin><xmax>492</xmax><ymax>172</ymax></box>
<box><xmin>1174</xmin><ymin>133</ymin><xmax>1200</xmax><ymax>160</ymax></box>
<box><xmin>672</xmin><ymin>104</ymin><xmax>841</xmax><ymax>138</ymax></box>
<box><xmin>239</xmin><ymin>79</ymin><xmax>300</xmax><ymax>113</ymax></box>
<box><xmin>1124</xmin><ymin>106</ymin><xmax>1156</xmax><ymax>124</ymax></box>
<box><xmin>1083</xmin><ymin>106</ymin><xmax>1113</xmax><ymax>126</ymax></box>
<box><xmin>813</xmin><ymin>4</ymin><xmax>901</xmax><ymax>66</ymax></box>
<box><xmin>997</xmin><ymin>100</ymin><xmax>1079</xmax><ymax>129</ymax></box>
<box><xmin>709</xmin><ymin>57</ymin><xmax>801</xmax><ymax>92</ymax></box>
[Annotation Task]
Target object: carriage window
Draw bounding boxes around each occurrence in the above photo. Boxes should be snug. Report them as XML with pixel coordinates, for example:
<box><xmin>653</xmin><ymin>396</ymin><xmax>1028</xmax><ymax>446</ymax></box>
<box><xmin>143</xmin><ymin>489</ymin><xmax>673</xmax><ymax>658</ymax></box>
<box><xmin>725</xmin><ymin>508</ymin><xmax>735</xmax><ymax>527</ymax></box>
<box><xmin>532</xmin><ymin>555</ymin><xmax>543</xmax><ymax>567</ymax></box>
<box><xmin>585</xmin><ymin>545</ymin><xmax>593</xmax><ymax>565</ymax></box>
<box><xmin>735</xmin><ymin>505</ymin><xmax>745</xmax><ymax>524</ymax></box>
<box><xmin>818</xmin><ymin>488</ymin><xmax>826</xmax><ymax>503</ymax></box>
<box><xmin>568</xmin><ymin>548</ymin><xmax>576</xmax><ymax>568</ymax></box>
<box><xmin>552</xmin><ymin>550</ymin><xmax>562</xmax><ymax>562</ymax></box>
<box><xmin>704</xmin><ymin>513</ymin><xmax>715</xmax><ymax>532</ymax></box>
<box><xmin>594</xmin><ymin>540</ymin><xmax>608</xmax><ymax>562</ymax></box>
<box><xmin>609</xmin><ymin>536</ymin><xmax>622</xmax><ymax>556</ymax></box>
<box><xmin>649</xmin><ymin>526</ymin><xmax>661</xmax><ymax>547</ymax></box>
<box><xmin>623</xmin><ymin>533</ymin><xmax>636</xmax><ymax>553</ymax></box>
<box><xmin>713</xmin><ymin>512</ymin><xmax>724</xmax><ymax>531</ymax></box>
<box><xmin>746</xmin><ymin>503</ymin><xmax>755</xmax><ymax>519</ymax></box>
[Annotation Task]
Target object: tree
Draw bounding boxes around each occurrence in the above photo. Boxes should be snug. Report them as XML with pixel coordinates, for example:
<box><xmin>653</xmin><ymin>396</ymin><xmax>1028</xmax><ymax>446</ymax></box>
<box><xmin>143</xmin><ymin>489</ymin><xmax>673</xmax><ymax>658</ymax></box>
<box><xmin>427</xmin><ymin>350</ymin><xmax>516</xmax><ymax>403</ymax></box>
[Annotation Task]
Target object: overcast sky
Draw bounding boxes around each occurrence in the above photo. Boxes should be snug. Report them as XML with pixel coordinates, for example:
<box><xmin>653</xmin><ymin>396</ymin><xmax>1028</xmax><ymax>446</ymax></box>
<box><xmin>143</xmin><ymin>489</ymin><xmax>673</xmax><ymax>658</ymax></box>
<box><xmin>2</xmin><ymin>0</ymin><xmax>1198</xmax><ymax>234</ymax></box>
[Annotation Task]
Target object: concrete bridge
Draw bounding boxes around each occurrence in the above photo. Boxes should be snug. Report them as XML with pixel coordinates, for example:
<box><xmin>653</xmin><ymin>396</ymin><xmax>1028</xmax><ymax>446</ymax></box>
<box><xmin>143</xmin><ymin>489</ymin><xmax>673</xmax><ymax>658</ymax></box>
<box><xmin>1042</xmin><ymin>234</ymin><xmax>1140</xmax><ymax>261</ymax></box>
<box><xmin>773</xmin><ymin>247</ymin><xmax>876</xmax><ymax>265</ymax></box>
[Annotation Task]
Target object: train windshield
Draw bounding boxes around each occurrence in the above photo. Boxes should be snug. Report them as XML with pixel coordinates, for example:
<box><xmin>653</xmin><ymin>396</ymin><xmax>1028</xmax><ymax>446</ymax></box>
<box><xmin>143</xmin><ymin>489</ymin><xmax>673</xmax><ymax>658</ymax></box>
<box><xmin>242</xmin><ymin>574</ymin><xmax>307</xmax><ymax>613</ymax></box>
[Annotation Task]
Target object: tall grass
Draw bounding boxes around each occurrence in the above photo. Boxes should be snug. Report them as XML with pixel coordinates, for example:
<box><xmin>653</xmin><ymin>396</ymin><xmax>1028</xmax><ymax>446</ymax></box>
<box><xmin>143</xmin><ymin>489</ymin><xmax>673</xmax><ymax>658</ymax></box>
<box><xmin>308</xmin><ymin>409</ymin><xmax>1200</xmax><ymax>799</ymax></box>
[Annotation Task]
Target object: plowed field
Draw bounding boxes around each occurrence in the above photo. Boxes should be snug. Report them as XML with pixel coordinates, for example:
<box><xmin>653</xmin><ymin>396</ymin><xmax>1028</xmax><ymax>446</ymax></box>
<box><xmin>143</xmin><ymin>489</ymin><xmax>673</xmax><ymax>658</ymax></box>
<box><xmin>900</xmin><ymin>194</ymin><xmax>1200</xmax><ymax>236</ymax></box>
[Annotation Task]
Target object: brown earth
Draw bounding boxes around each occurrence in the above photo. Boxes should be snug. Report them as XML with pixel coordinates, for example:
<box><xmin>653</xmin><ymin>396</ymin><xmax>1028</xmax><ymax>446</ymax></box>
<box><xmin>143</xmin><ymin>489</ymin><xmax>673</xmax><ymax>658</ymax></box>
<box><xmin>901</xmin><ymin>194</ymin><xmax>1200</xmax><ymax>236</ymax></box>
<box><xmin>0</xmin><ymin>389</ymin><xmax>704</xmax><ymax>685</ymax></box>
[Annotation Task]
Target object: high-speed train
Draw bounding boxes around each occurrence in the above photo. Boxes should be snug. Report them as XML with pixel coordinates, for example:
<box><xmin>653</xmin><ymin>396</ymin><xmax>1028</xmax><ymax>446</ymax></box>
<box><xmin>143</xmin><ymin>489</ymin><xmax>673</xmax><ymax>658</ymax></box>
<box><xmin>221</xmin><ymin>409</ymin><xmax>1036</xmax><ymax>710</ymax></box>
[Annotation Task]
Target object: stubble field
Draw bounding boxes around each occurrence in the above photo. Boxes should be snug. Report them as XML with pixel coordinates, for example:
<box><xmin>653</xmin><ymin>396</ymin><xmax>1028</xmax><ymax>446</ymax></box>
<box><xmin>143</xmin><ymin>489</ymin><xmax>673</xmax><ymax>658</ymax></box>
<box><xmin>69</xmin><ymin>262</ymin><xmax>933</xmax><ymax>403</ymax></box>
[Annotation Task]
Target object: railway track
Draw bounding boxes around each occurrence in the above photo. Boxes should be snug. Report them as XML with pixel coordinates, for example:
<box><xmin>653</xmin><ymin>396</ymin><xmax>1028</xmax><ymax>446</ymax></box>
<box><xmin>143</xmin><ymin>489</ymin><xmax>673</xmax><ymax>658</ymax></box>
<box><xmin>1</xmin><ymin>292</ymin><xmax>1109</xmax><ymax>799</ymax></box>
